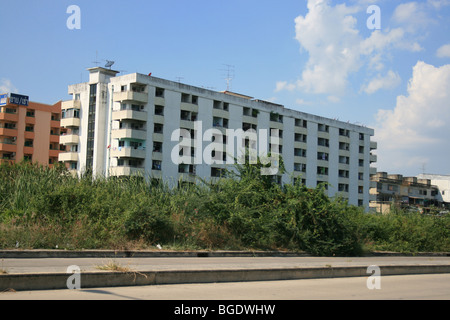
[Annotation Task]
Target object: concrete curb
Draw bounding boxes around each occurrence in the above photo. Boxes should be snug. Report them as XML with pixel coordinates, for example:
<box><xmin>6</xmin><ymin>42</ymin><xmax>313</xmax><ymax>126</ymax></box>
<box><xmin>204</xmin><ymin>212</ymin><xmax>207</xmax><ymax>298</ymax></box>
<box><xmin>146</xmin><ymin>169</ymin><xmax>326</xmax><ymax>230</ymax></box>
<box><xmin>2</xmin><ymin>264</ymin><xmax>450</xmax><ymax>292</ymax></box>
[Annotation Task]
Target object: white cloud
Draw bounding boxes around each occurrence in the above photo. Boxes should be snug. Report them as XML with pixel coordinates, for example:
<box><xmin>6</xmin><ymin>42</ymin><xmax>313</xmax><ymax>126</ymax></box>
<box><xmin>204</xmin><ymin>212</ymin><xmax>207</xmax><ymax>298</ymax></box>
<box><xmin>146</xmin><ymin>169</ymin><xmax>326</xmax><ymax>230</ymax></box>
<box><xmin>374</xmin><ymin>61</ymin><xmax>450</xmax><ymax>174</ymax></box>
<box><xmin>0</xmin><ymin>79</ymin><xmax>17</xmax><ymax>94</ymax></box>
<box><xmin>277</xmin><ymin>0</ymin><xmax>419</xmax><ymax>97</ymax></box>
<box><xmin>275</xmin><ymin>81</ymin><xmax>296</xmax><ymax>92</ymax></box>
<box><xmin>427</xmin><ymin>0</ymin><xmax>450</xmax><ymax>9</ymax></box>
<box><xmin>392</xmin><ymin>2</ymin><xmax>429</xmax><ymax>30</ymax></box>
<box><xmin>361</xmin><ymin>70</ymin><xmax>401</xmax><ymax>94</ymax></box>
<box><xmin>437</xmin><ymin>44</ymin><xmax>450</xmax><ymax>58</ymax></box>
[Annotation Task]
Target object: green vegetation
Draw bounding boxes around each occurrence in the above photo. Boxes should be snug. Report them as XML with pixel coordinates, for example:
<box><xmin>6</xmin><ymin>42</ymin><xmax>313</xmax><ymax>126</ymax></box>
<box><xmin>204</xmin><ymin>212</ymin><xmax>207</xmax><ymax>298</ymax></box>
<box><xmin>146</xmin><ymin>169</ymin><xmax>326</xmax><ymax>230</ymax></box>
<box><xmin>0</xmin><ymin>161</ymin><xmax>448</xmax><ymax>256</ymax></box>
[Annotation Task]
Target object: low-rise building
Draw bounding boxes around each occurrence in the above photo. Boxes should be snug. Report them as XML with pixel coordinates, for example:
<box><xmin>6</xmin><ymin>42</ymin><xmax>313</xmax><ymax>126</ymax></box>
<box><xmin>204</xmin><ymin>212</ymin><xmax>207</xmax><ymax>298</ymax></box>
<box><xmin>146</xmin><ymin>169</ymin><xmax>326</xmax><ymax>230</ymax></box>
<box><xmin>417</xmin><ymin>174</ymin><xmax>450</xmax><ymax>207</ymax></box>
<box><xmin>0</xmin><ymin>93</ymin><xmax>61</xmax><ymax>166</ymax></box>
<box><xmin>370</xmin><ymin>172</ymin><xmax>441</xmax><ymax>213</ymax></box>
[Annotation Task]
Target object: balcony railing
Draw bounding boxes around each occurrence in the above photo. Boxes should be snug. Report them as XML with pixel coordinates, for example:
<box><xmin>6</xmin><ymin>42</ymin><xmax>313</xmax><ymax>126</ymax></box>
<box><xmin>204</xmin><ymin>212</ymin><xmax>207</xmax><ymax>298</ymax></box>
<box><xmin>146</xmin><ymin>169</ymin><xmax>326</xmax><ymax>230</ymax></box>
<box><xmin>114</xmin><ymin>91</ymin><xmax>148</xmax><ymax>103</ymax></box>
<box><xmin>110</xmin><ymin>147</ymin><xmax>146</xmax><ymax>159</ymax></box>
<box><xmin>111</xmin><ymin>128</ymin><xmax>147</xmax><ymax>140</ymax></box>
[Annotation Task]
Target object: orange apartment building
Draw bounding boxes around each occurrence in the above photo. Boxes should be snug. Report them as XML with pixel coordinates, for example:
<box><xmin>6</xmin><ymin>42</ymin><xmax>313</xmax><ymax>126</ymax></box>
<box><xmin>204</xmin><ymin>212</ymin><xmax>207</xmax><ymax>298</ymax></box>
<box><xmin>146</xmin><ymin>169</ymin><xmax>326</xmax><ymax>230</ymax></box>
<box><xmin>0</xmin><ymin>94</ymin><xmax>62</xmax><ymax>166</ymax></box>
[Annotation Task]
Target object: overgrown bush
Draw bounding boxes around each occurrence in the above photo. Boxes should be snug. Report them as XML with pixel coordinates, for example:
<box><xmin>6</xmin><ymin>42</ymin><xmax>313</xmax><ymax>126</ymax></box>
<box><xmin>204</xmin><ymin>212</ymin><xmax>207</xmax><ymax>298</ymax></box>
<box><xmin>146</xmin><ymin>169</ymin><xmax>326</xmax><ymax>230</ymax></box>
<box><xmin>0</xmin><ymin>161</ymin><xmax>448</xmax><ymax>255</ymax></box>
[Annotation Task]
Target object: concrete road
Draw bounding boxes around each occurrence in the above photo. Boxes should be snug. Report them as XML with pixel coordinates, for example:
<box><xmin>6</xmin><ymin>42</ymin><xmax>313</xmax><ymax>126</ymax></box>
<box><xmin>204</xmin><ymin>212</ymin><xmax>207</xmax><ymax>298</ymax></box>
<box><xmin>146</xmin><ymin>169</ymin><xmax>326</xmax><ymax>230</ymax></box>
<box><xmin>1</xmin><ymin>274</ymin><xmax>449</xmax><ymax>300</ymax></box>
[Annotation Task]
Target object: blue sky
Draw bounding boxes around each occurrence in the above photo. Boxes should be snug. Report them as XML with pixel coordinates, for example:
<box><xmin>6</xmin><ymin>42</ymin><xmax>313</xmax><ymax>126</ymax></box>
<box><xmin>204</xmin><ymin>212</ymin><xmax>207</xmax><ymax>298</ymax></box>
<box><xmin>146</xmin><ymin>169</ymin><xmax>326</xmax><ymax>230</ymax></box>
<box><xmin>1</xmin><ymin>0</ymin><xmax>449</xmax><ymax>176</ymax></box>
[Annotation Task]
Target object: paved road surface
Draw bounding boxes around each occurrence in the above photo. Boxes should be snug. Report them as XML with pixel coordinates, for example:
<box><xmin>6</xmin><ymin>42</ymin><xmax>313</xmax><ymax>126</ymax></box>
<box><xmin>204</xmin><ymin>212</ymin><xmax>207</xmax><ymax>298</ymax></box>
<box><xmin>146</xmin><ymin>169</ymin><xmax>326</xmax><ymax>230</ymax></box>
<box><xmin>2</xmin><ymin>274</ymin><xmax>449</xmax><ymax>300</ymax></box>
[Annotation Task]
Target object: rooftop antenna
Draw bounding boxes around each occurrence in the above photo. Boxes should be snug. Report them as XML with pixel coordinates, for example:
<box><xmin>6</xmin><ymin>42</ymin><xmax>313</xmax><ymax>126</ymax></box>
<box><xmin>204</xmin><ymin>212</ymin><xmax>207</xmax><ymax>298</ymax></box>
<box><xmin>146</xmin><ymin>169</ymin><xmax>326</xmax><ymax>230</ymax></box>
<box><xmin>421</xmin><ymin>163</ymin><xmax>426</xmax><ymax>174</ymax></box>
<box><xmin>222</xmin><ymin>64</ymin><xmax>235</xmax><ymax>91</ymax></box>
<box><xmin>92</xmin><ymin>51</ymin><xmax>100</xmax><ymax>67</ymax></box>
<box><xmin>175</xmin><ymin>76</ymin><xmax>184</xmax><ymax>83</ymax></box>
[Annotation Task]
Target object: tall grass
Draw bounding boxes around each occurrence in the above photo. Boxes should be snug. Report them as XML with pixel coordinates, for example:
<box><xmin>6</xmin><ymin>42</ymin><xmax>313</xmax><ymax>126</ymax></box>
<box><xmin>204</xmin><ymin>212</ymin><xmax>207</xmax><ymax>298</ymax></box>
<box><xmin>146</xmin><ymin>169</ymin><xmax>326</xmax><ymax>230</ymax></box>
<box><xmin>0</xmin><ymin>161</ymin><xmax>448</xmax><ymax>255</ymax></box>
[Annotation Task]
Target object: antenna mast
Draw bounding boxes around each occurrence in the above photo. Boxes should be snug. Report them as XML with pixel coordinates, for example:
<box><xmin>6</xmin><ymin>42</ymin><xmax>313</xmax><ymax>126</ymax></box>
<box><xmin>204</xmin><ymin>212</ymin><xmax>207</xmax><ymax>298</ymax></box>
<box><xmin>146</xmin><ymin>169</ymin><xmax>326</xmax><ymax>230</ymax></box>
<box><xmin>222</xmin><ymin>64</ymin><xmax>235</xmax><ymax>91</ymax></box>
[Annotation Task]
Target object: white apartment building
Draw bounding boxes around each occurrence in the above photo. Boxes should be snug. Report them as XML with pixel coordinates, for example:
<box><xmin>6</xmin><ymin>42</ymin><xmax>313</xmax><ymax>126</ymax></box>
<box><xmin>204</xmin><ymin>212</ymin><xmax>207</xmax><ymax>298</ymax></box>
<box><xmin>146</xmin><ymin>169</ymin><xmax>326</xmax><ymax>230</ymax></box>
<box><xmin>417</xmin><ymin>174</ymin><xmax>450</xmax><ymax>205</ymax></box>
<box><xmin>59</xmin><ymin>67</ymin><xmax>377</xmax><ymax>207</ymax></box>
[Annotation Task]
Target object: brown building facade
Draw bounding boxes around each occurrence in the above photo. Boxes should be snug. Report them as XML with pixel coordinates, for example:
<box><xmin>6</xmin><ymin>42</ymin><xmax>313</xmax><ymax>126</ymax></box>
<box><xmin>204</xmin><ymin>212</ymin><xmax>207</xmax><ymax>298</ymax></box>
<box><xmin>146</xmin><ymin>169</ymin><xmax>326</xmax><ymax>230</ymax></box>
<box><xmin>0</xmin><ymin>96</ymin><xmax>61</xmax><ymax>166</ymax></box>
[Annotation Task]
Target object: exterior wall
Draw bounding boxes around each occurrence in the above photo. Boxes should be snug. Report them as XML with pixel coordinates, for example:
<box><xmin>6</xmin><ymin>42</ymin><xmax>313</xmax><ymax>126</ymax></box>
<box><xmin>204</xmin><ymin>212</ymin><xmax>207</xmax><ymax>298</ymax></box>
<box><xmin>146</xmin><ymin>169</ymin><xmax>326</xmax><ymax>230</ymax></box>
<box><xmin>60</xmin><ymin>68</ymin><xmax>376</xmax><ymax>207</ymax></box>
<box><xmin>0</xmin><ymin>98</ymin><xmax>61</xmax><ymax>166</ymax></box>
<box><xmin>417</xmin><ymin>174</ymin><xmax>450</xmax><ymax>204</ymax></box>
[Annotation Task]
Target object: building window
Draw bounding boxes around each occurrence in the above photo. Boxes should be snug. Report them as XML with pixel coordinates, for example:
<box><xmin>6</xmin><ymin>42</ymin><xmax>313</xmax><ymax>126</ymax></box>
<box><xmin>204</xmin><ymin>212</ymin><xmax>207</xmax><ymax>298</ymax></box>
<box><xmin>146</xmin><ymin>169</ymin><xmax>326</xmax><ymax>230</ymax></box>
<box><xmin>359</xmin><ymin>159</ymin><xmax>364</xmax><ymax>167</ymax></box>
<box><xmin>339</xmin><ymin>128</ymin><xmax>350</xmax><ymax>137</ymax></box>
<box><xmin>317</xmin><ymin>152</ymin><xmax>329</xmax><ymax>161</ymax></box>
<box><xmin>294</xmin><ymin>163</ymin><xmax>306</xmax><ymax>173</ymax></box>
<box><xmin>153</xmin><ymin>142</ymin><xmax>163</xmax><ymax>153</ymax></box>
<box><xmin>317</xmin><ymin>166</ymin><xmax>328</xmax><ymax>176</ymax></box>
<box><xmin>155</xmin><ymin>87</ymin><xmax>165</xmax><ymax>98</ymax></box>
<box><xmin>294</xmin><ymin>148</ymin><xmax>306</xmax><ymax>157</ymax></box>
<box><xmin>318</xmin><ymin>138</ymin><xmax>329</xmax><ymax>147</ymax></box>
<box><xmin>339</xmin><ymin>142</ymin><xmax>350</xmax><ymax>151</ymax></box>
<box><xmin>155</xmin><ymin>105</ymin><xmax>164</xmax><ymax>116</ymax></box>
<box><xmin>295</xmin><ymin>119</ymin><xmax>307</xmax><ymax>128</ymax></box>
<box><xmin>154</xmin><ymin>123</ymin><xmax>163</xmax><ymax>134</ymax></box>
<box><xmin>295</xmin><ymin>133</ymin><xmax>307</xmax><ymax>143</ymax></box>
<box><xmin>318</xmin><ymin>124</ymin><xmax>329</xmax><ymax>132</ymax></box>
<box><xmin>152</xmin><ymin>160</ymin><xmax>162</xmax><ymax>171</ymax></box>
<box><xmin>339</xmin><ymin>170</ymin><xmax>349</xmax><ymax>178</ymax></box>
<box><xmin>211</xmin><ymin>167</ymin><xmax>225</xmax><ymax>178</ymax></box>
<box><xmin>270</xmin><ymin>112</ymin><xmax>283</xmax><ymax>123</ymax></box>
<box><xmin>339</xmin><ymin>156</ymin><xmax>350</xmax><ymax>164</ymax></box>
<box><xmin>339</xmin><ymin>184</ymin><xmax>349</xmax><ymax>192</ymax></box>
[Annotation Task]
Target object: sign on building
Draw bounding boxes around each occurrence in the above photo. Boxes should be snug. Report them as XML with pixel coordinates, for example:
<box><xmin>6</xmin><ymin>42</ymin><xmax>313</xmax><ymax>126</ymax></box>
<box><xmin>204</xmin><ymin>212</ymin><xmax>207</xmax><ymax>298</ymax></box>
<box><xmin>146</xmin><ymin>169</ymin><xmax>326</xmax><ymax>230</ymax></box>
<box><xmin>9</xmin><ymin>93</ymin><xmax>29</xmax><ymax>106</ymax></box>
<box><xmin>0</xmin><ymin>93</ymin><xmax>7</xmax><ymax>106</ymax></box>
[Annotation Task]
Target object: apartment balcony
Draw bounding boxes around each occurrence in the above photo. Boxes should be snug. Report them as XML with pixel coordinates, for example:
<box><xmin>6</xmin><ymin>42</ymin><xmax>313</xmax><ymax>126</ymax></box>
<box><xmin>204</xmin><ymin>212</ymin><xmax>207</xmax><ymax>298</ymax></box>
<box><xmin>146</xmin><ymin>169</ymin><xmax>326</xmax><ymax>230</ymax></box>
<box><xmin>0</xmin><ymin>112</ymin><xmax>19</xmax><ymax>122</ymax></box>
<box><xmin>370</xmin><ymin>154</ymin><xmax>377</xmax><ymax>163</ymax></box>
<box><xmin>49</xmin><ymin>149</ymin><xmax>60</xmax><ymax>158</ymax></box>
<box><xmin>242</xmin><ymin>115</ymin><xmax>258</xmax><ymax>125</ymax></box>
<box><xmin>24</xmin><ymin>131</ymin><xmax>35</xmax><ymax>140</ymax></box>
<box><xmin>61</xmin><ymin>100</ymin><xmax>81</xmax><ymax>110</ymax></box>
<box><xmin>60</xmin><ymin>134</ymin><xmax>79</xmax><ymax>145</ymax></box>
<box><xmin>212</xmin><ymin>108</ymin><xmax>229</xmax><ymax>119</ymax></box>
<box><xmin>50</xmin><ymin>119</ymin><xmax>60</xmax><ymax>127</ymax></box>
<box><xmin>180</xmin><ymin>119</ymin><xmax>195</xmax><ymax>129</ymax></box>
<box><xmin>370</xmin><ymin>141</ymin><xmax>378</xmax><ymax>150</ymax></box>
<box><xmin>111</xmin><ymin>128</ymin><xmax>147</xmax><ymax>140</ymax></box>
<box><xmin>269</xmin><ymin>120</ymin><xmax>284</xmax><ymax>130</ymax></box>
<box><xmin>370</xmin><ymin>167</ymin><xmax>377</xmax><ymax>176</ymax></box>
<box><xmin>25</xmin><ymin>116</ymin><xmax>36</xmax><ymax>125</ymax></box>
<box><xmin>114</xmin><ymin>91</ymin><xmax>148</xmax><ymax>104</ymax></box>
<box><xmin>112</xmin><ymin>110</ymin><xmax>147</xmax><ymax>122</ymax></box>
<box><xmin>50</xmin><ymin>134</ymin><xmax>60</xmax><ymax>143</ymax></box>
<box><xmin>109</xmin><ymin>166</ymin><xmax>145</xmax><ymax>177</ymax></box>
<box><xmin>0</xmin><ymin>143</ymin><xmax>17</xmax><ymax>153</ymax></box>
<box><xmin>154</xmin><ymin>96</ymin><xmax>165</xmax><ymax>106</ymax></box>
<box><xmin>61</xmin><ymin>117</ymin><xmax>81</xmax><ymax>128</ymax></box>
<box><xmin>59</xmin><ymin>152</ymin><xmax>78</xmax><ymax>162</ymax></box>
<box><xmin>0</xmin><ymin>128</ymin><xmax>17</xmax><ymax>137</ymax></box>
<box><xmin>23</xmin><ymin>146</ymin><xmax>34</xmax><ymax>154</ymax></box>
<box><xmin>181</xmin><ymin>102</ymin><xmax>199</xmax><ymax>113</ymax></box>
<box><xmin>110</xmin><ymin>147</ymin><xmax>146</xmax><ymax>159</ymax></box>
